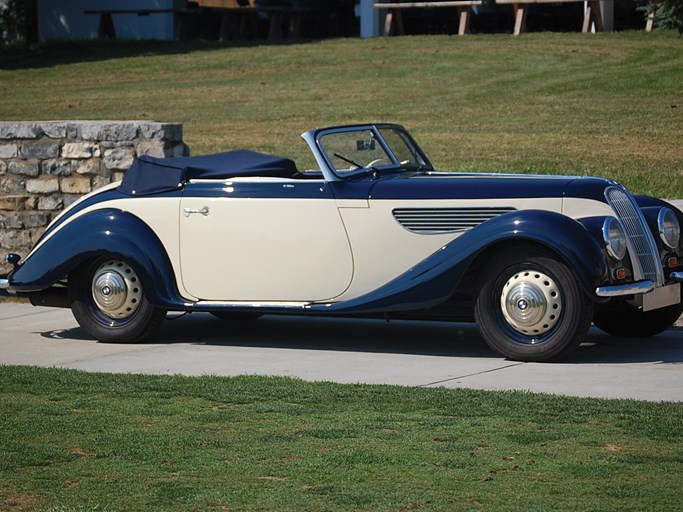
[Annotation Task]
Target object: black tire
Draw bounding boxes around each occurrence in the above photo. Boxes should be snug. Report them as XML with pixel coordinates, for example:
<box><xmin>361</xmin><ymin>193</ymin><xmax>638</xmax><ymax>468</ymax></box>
<box><xmin>210</xmin><ymin>312</ymin><xmax>263</xmax><ymax>321</ymax></box>
<box><xmin>68</xmin><ymin>257</ymin><xmax>166</xmax><ymax>343</ymax></box>
<box><xmin>593</xmin><ymin>297</ymin><xmax>683</xmax><ymax>338</ymax></box>
<box><xmin>474</xmin><ymin>247</ymin><xmax>593</xmax><ymax>362</ymax></box>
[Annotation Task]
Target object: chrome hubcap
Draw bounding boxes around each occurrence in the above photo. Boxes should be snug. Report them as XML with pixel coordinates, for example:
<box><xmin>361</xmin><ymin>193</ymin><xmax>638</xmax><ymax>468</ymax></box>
<box><xmin>501</xmin><ymin>270</ymin><xmax>562</xmax><ymax>336</ymax></box>
<box><xmin>91</xmin><ymin>261</ymin><xmax>142</xmax><ymax>319</ymax></box>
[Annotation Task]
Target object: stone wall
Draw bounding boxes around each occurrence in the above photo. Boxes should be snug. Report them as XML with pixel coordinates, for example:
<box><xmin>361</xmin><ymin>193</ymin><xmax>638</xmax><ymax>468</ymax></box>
<box><xmin>0</xmin><ymin>121</ymin><xmax>188</xmax><ymax>274</ymax></box>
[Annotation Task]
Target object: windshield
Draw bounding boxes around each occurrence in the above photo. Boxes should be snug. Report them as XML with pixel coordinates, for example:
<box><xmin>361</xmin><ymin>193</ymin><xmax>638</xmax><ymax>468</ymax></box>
<box><xmin>318</xmin><ymin>126</ymin><xmax>430</xmax><ymax>176</ymax></box>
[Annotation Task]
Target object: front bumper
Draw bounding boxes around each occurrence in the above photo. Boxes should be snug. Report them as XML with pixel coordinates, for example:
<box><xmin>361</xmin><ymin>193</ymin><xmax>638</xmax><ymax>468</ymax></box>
<box><xmin>595</xmin><ymin>272</ymin><xmax>683</xmax><ymax>298</ymax></box>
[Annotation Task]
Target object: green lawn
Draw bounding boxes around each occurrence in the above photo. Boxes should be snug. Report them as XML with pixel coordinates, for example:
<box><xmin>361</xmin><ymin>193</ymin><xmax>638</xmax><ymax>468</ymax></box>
<box><xmin>2</xmin><ymin>33</ymin><xmax>683</xmax><ymax>511</ymax></box>
<box><xmin>1</xmin><ymin>31</ymin><xmax>682</xmax><ymax>197</ymax></box>
<box><xmin>1</xmin><ymin>366</ymin><xmax>682</xmax><ymax>512</ymax></box>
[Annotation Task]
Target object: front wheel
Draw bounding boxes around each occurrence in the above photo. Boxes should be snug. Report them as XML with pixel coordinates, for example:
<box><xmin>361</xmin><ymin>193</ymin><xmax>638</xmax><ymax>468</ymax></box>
<box><xmin>474</xmin><ymin>247</ymin><xmax>593</xmax><ymax>362</ymax></box>
<box><xmin>69</xmin><ymin>257</ymin><xmax>166</xmax><ymax>343</ymax></box>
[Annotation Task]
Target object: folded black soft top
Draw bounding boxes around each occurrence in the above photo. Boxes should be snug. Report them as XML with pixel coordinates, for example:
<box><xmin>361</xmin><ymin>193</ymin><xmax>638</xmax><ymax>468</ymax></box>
<box><xmin>118</xmin><ymin>149</ymin><xmax>298</xmax><ymax>196</ymax></box>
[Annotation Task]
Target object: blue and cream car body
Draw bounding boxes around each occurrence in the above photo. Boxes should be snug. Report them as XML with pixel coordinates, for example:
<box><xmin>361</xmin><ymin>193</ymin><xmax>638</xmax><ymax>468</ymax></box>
<box><xmin>2</xmin><ymin>124</ymin><xmax>682</xmax><ymax>361</ymax></box>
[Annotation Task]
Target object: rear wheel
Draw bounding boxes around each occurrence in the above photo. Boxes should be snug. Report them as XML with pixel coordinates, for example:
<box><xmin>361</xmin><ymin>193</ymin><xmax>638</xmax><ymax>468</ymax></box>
<box><xmin>69</xmin><ymin>257</ymin><xmax>166</xmax><ymax>343</ymax></box>
<box><xmin>474</xmin><ymin>247</ymin><xmax>593</xmax><ymax>362</ymax></box>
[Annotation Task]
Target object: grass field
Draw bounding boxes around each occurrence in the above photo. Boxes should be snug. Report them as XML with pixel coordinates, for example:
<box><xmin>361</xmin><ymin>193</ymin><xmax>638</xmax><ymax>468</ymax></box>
<box><xmin>1</xmin><ymin>31</ymin><xmax>682</xmax><ymax>197</ymax></box>
<box><xmin>1</xmin><ymin>366</ymin><xmax>682</xmax><ymax>512</ymax></box>
<box><xmin>2</xmin><ymin>33</ymin><xmax>683</xmax><ymax>511</ymax></box>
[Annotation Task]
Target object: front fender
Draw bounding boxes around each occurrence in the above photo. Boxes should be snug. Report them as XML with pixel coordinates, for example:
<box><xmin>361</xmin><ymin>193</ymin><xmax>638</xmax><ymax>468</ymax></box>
<box><xmin>318</xmin><ymin>210</ymin><xmax>608</xmax><ymax>314</ymax></box>
<box><xmin>8</xmin><ymin>209</ymin><xmax>183</xmax><ymax>308</ymax></box>
<box><xmin>633</xmin><ymin>195</ymin><xmax>683</xmax><ymax>253</ymax></box>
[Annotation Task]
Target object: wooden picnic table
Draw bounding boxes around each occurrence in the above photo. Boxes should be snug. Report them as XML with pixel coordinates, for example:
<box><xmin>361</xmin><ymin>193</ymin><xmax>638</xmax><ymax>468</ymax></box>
<box><xmin>495</xmin><ymin>0</ymin><xmax>603</xmax><ymax>35</ymax></box>
<box><xmin>373</xmin><ymin>0</ymin><xmax>604</xmax><ymax>37</ymax></box>
<box><xmin>85</xmin><ymin>5</ymin><xmax>308</xmax><ymax>42</ymax></box>
<box><xmin>373</xmin><ymin>2</ymin><xmax>483</xmax><ymax>36</ymax></box>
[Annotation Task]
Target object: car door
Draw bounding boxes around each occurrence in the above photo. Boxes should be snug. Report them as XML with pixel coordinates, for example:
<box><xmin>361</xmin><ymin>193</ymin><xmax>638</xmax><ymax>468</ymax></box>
<box><xmin>179</xmin><ymin>178</ymin><xmax>353</xmax><ymax>301</ymax></box>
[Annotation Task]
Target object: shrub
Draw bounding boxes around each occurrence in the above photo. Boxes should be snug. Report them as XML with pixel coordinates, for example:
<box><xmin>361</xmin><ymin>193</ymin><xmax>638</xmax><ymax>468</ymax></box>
<box><xmin>0</xmin><ymin>0</ymin><xmax>37</xmax><ymax>47</ymax></box>
<box><xmin>642</xmin><ymin>0</ymin><xmax>683</xmax><ymax>34</ymax></box>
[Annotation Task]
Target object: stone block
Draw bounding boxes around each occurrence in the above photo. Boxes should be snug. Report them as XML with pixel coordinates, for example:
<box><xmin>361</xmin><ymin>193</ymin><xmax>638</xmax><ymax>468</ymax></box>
<box><xmin>8</xmin><ymin>160</ymin><xmax>40</xmax><ymax>176</ymax></box>
<box><xmin>103</xmin><ymin>122</ymin><xmax>138</xmax><ymax>141</ymax></box>
<box><xmin>136</xmin><ymin>141</ymin><xmax>188</xmax><ymax>158</ymax></box>
<box><xmin>40</xmin><ymin>122</ymin><xmax>68</xmax><ymax>139</ymax></box>
<box><xmin>18</xmin><ymin>141</ymin><xmax>60</xmax><ymax>159</ymax></box>
<box><xmin>41</xmin><ymin>158</ymin><xmax>72</xmax><ymax>176</ymax></box>
<box><xmin>26</xmin><ymin>178</ymin><xmax>59</xmax><ymax>194</ymax></box>
<box><xmin>37</xmin><ymin>195</ymin><xmax>64</xmax><ymax>211</ymax></box>
<box><xmin>104</xmin><ymin>147</ymin><xmax>135</xmax><ymax>170</ymax></box>
<box><xmin>0</xmin><ymin>229</ymin><xmax>32</xmax><ymax>249</ymax></box>
<box><xmin>80</xmin><ymin>122</ymin><xmax>138</xmax><ymax>142</ymax></box>
<box><xmin>24</xmin><ymin>213</ymin><xmax>50</xmax><ymax>228</ymax></box>
<box><xmin>176</xmin><ymin>143</ymin><xmax>190</xmax><ymax>157</ymax></box>
<box><xmin>62</xmin><ymin>142</ymin><xmax>101</xmax><ymax>159</ymax></box>
<box><xmin>74</xmin><ymin>158</ymin><xmax>102</xmax><ymax>175</ymax></box>
<box><xmin>0</xmin><ymin>176</ymin><xmax>26</xmax><ymax>195</ymax></box>
<box><xmin>0</xmin><ymin>122</ymin><xmax>41</xmax><ymax>140</ymax></box>
<box><xmin>1</xmin><ymin>213</ymin><xmax>23</xmax><ymax>229</ymax></box>
<box><xmin>112</xmin><ymin>171</ymin><xmax>125</xmax><ymax>182</ymax></box>
<box><xmin>79</xmin><ymin>122</ymin><xmax>104</xmax><ymax>141</ymax></box>
<box><xmin>136</xmin><ymin>140</ymin><xmax>167</xmax><ymax>158</ymax></box>
<box><xmin>63</xmin><ymin>194</ymin><xmax>82</xmax><ymax>208</ymax></box>
<box><xmin>0</xmin><ymin>196</ymin><xmax>35</xmax><ymax>211</ymax></box>
<box><xmin>139</xmin><ymin>122</ymin><xmax>183</xmax><ymax>142</ymax></box>
<box><xmin>99</xmin><ymin>141</ymin><xmax>135</xmax><ymax>149</ymax></box>
<box><xmin>60</xmin><ymin>176</ymin><xmax>91</xmax><ymax>194</ymax></box>
<box><xmin>0</xmin><ymin>143</ymin><xmax>18</xmax><ymax>158</ymax></box>
<box><xmin>92</xmin><ymin>175</ymin><xmax>111</xmax><ymax>190</ymax></box>
<box><xmin>0</xmin><ymin>196</ymin><xmax>22</xmax><ymax>211</ymax></box>
<box><xmin>0</xmin><ymin>160</ymin><xmax>6</xmax><ymax>174</ymax></box>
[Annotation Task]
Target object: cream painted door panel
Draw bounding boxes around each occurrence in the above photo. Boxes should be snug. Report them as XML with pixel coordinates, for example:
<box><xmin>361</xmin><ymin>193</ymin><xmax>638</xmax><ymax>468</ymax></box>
<box><xmin>179</xmin><ymin>180</ymin><xmax>353</xmax><ymax>301</ymax></box>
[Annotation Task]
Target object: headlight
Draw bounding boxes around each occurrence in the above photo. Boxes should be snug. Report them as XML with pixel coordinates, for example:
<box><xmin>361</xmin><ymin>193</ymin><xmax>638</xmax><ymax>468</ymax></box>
<box><xmin>602</xmin><ymin>217</ymin><xmax>627</xmax><ymax>260</ymax></box>
<box><xmin>658</xmin><ymin>208</ymin><xmax>680</xmax><ymax>250</ymax></box>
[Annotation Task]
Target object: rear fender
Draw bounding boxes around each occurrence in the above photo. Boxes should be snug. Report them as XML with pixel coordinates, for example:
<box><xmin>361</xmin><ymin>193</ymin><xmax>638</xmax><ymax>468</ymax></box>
<box><xmin>8</xmin><ymin>209</ymin><xmax>183</xmax><ymax>308</ymax></box>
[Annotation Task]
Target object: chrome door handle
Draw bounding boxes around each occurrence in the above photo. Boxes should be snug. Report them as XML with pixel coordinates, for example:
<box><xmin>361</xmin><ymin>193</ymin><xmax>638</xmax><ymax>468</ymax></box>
<box><xmin>183</xmin><ymin>206</ymin><xmax>210</xmax><ymax>217</ymax></box>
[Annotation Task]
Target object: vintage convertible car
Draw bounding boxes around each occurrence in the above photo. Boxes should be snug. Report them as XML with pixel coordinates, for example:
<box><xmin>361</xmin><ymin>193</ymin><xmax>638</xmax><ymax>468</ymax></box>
<box><xmin>2</xmin><ymin>123</ymin><xmax>682</xmax><ymax>361</ymax></box>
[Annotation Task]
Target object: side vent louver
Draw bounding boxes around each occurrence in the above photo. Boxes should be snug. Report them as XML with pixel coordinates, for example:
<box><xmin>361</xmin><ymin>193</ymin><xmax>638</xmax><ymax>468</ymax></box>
<box><xmin>393</xmin><ymin>207</ymin><xmax>516</xmax><ymax>234</ymax></box>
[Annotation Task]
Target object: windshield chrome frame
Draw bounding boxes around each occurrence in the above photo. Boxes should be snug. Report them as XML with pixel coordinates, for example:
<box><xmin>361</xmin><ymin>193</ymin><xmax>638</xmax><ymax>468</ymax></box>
<box><xmin>301</xmin><ymin>123</ymin><xmax>432</xmax><ymax>181</ymax></box>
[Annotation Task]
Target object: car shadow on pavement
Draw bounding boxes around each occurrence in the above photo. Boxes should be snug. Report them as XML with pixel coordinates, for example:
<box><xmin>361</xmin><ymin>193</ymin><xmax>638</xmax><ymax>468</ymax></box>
<box><xmin>42</xmin><ymin>313</ymin><xmax>683</xmax><ymax>365</ymax></box>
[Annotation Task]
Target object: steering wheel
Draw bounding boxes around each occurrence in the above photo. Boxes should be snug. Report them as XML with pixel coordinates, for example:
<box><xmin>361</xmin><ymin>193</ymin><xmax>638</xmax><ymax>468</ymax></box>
<box><xmin>366</xmin><ymin>158</ymin><xmax>388</xmax><ymax>168</ymax></box>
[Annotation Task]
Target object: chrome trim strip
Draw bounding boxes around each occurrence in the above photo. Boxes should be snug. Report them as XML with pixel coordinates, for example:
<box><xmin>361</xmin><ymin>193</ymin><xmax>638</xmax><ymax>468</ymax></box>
<box><xmin>670</xmin><ymin>272</ymin><xmax>683</xmax><ymax>283</ymax></box>
<box><xmin>193</xmin><ymin>300</ymin><xmax>311</xmax><ymax>309</ymax></box>
<box><xmin>0</xmin><ymin>279</ymin><xmax>9</xmax><ymax>290</ymax></box>
<box><xmin>595</xmin><ymin>280</ymin><xmax>655</xmax><ymax>297</ymax></box>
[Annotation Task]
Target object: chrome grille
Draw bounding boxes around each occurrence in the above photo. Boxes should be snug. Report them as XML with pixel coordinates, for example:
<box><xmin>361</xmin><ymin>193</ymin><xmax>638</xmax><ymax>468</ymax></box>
<box><xmin>393</xmin><ymin>207</ymin><xmax>516</xmax><ymax>234</ymax></box>
<box><xmin>605</xmin><ymin>187</ymin><xmax>663</xmax><ymax>285</ymax></box>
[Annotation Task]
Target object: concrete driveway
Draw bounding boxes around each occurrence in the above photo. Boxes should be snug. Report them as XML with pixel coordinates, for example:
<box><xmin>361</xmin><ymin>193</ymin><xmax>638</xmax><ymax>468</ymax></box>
<box><xmin>1</xmin><ymin>303</ymin><xmax>681</xmax><ymax>402</ymax></box>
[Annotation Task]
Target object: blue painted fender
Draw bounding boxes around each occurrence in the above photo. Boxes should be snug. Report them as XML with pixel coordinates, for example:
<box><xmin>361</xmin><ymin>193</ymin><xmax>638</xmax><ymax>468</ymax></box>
<box><xmin>632</xmin><ymin>195</ymin><xmax>683</xmax><ymax>242</ymax></box>
<box><xmin>8</xmin><ymin>209</ymin><xmax>182</xmax><ymax>308</ymax></box>
<box><xmin>316</xmin><ymin>209</ymin><xmax>608</xmax><ymax>314</ymax></box>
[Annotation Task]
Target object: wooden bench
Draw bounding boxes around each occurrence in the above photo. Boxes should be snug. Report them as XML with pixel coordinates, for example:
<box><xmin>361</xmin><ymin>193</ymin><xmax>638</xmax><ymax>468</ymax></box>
<box><xmin>212</xmin><ymin>6</ymin><xmax>310</xmax><ymax>41</ymax></box>
<box><xmin>495</xmin><ymin>0</ymin><xmax>603</xmax><ymax>36</ymax></box>
<box><xmin>373</xmin><ymin>1</ymin><xmax>484</xmax><ymax>36</ymax></box>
